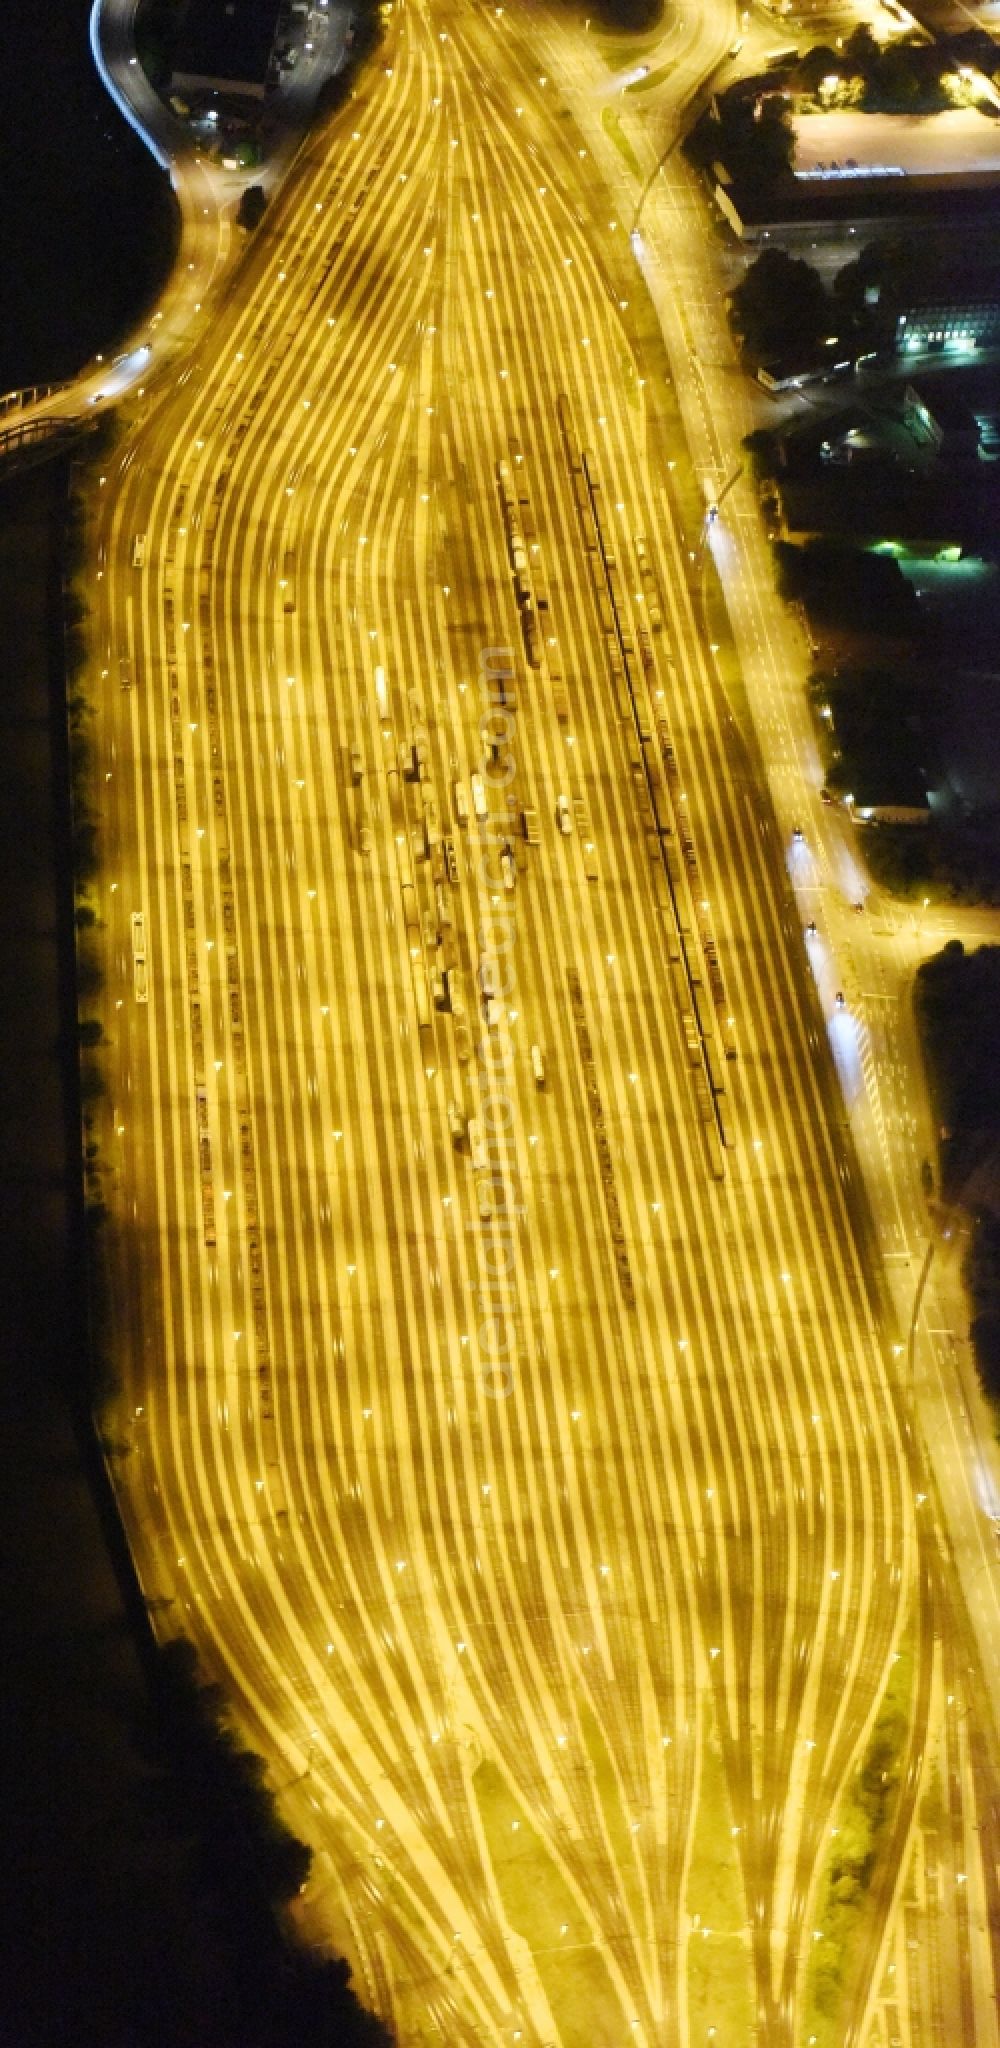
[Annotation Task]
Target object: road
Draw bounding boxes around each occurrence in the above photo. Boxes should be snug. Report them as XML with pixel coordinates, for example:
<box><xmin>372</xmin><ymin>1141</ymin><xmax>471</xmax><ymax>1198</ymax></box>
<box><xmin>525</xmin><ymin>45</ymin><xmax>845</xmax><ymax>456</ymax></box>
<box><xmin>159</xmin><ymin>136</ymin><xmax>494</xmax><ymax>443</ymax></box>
<box><xmin>1</xmin><ymin>0</ymin><xmax>346</xmax><ymax>436</ymax></box>
<box><xmin>82</xmin><ymin>0</ymin><xmax>1000</xmax><ymax>2042</ymax></box>
<box><xmin>526</xmin><ymin>7</ymin><xmax>1000</xmax><ymax>2034</ymax></box>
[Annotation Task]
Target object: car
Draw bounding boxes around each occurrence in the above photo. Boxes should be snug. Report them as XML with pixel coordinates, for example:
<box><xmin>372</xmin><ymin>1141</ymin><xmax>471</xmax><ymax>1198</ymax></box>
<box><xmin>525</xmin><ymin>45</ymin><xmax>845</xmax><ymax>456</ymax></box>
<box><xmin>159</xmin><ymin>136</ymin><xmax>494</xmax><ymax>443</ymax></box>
<box><xmin>835</xmin><ymin>990</ymin><xmax>846</xmax><ymax>1010</ymax></box>
<box><xmin>792</xmin><ymin>823</ymin><xmax>804</xmax><ymax>842</ymax></box>
<box><xmin>556</xmin><ymin>795</ymin><xmax>572</xmax><ymax>835</ymax></box>
<box><xmin>805</xmin><ymin>921</ymin><xmax>817</xmax><ymax>938</ymax></box>
<box><xmin>820</xmin><ymin>787</ymin><xmax>835</xmax><ymax>806</ymax></box>
<box><xmin>90</xmin><ymin>392</ymin><xmax>105</xmax><ymax>404</ymax></box>
<box><xmin>728</xmin><ymin>38</ymin><xmax>744</xmax><ymax>55</ymax></box>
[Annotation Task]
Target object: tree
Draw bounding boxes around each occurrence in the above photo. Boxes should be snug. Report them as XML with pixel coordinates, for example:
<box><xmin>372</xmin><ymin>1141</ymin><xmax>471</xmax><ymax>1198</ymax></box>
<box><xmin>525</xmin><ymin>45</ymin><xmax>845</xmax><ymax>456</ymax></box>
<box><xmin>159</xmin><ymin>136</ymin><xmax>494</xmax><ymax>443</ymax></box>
<box><xmin>968</xmin><ymin>1210</ymin><xmax>1000</xmax><ymax>1396</ymax></box>
<box><xmin>238</xmin><ymin>184</ymin><xmax>268</xmax><ymax>232</ymax></box>
<box><xmin>753</xmin><ymin>94</ymin><xmax>798</xmax><ymax>180</ymax></box>
<box><xmin>778</xmin><ymin>540</ymin><xmax>918</xmax><ymax>633</ymax></box>
<box><xmin>871</xmin><ymin>39</ymin><xmax>924</xmax><ymax>106</ymax></box>
<box><xmin>687</xmin><ymin>82</ymin><xmax>797</xmax><ymax>190</ymax></box>
<box><xmin>946</xmin><ymin>27</ymin><xmax>1000</xmax><ymax>67</ymax></box>
<box><xmin>135</xmin><ymin>1640</ymin><xmax>399</xmax><ymax>2047</ymax></box>
<box><xmin>794</xmin><ymin>43</ymin><xmax>843</xmax><ymax>94</ymax></box>
<box><xmin>729</xmin><ymin>248</ymin><xmax>831</xmax><ymax>361</ymax></box>
<box><xmin>842</xmin><ymin>23</ymin><xmax>879</xmax><ymax>78</ymax></box>
<box><xmin>831</xmin><ymin>233</ymin><xmax>924</xmax><ymax>336</ymax></box>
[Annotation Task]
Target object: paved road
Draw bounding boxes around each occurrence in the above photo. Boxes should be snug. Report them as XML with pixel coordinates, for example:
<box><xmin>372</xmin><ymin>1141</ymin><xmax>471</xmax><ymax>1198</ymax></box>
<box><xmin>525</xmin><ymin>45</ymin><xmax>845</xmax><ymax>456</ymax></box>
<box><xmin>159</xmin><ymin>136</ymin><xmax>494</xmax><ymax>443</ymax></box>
<box><xmin>528</xmin><ymin>11</ymin><xmax>1000</xmax><ymax>2038</ymax></box>
<box><xmin>83</xmin><ymin>0</ymin><xmax>1000</xmax><ymax>2042</ymax></box>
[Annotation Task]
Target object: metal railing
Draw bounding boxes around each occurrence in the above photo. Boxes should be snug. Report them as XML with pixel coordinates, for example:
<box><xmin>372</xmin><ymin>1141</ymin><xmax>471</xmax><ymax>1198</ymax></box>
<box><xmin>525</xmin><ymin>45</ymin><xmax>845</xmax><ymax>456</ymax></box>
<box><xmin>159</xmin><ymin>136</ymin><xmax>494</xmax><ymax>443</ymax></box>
<box><xmin>0</xmin><ymin>382</ymin><xmax>70</xmax><ymax>420</ymax></box>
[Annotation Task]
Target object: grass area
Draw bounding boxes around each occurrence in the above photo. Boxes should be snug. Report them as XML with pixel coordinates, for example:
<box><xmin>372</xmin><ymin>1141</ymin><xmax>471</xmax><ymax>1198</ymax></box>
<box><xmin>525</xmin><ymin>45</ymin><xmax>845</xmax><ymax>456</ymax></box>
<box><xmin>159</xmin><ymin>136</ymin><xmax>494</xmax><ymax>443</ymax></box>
<box><xmin>601</xmin><ymin>105</ymin><xmax>643</xmax><ymax>178</ymax></box>
<box><xmin>684</xmin><ymin>1706</ymin><xmax>752</xmax><ymax>2041</ymax></box>
<box><xmin>594</xmin><ymin>31</ymin><xmax>660</xmax><ymax>68</ymax></box>
<box><xmin>625</xmin><ymin>62</ymin><xmax>674</xmax><ymax>91</ymax></box>
<box><xmin>473</xmin><ymin>1759</ymin><xmax>625</xmax><ymax>2046</ymax></box>
<box><xmin>701</xmin><ymin>543</ymin><xmax>755</xmax><ymax>743</ymax></box>
<box><xmin>805</xmin><ymin>1629</ymin><xmax>914</xmax><ymax>2044</ymax></box>
<box><xmin>919</xmin><ymin>1757</ymin><xmax>945</xmax><ymax>1833</ymax></box>
<box><xmin>580</xmin><ymin>1707</ymin><xmax>648</xmax><ymax>1937</ymax></box>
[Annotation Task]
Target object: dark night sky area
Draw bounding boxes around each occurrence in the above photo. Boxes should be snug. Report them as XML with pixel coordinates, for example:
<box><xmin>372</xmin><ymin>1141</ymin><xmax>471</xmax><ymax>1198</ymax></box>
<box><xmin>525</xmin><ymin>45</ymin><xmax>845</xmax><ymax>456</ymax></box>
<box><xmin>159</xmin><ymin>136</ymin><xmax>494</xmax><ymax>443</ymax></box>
<box><xmin>0</xmin><ymin>9</ymin><xmax>179</xmax><ymax>2044</ymax></box>
<box><xmin>0</xmin><ymin>0</ymin><xmax>178</xmax><ymax>394</ymax></box>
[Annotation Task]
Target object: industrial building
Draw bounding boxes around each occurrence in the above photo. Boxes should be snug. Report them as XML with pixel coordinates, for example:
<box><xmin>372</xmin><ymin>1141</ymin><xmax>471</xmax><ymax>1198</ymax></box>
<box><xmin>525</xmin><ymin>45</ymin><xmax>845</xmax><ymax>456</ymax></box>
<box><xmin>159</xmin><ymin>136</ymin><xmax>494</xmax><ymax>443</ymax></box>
<box><xmin>897</xmin><ymin>300</ymin><xmax>1000</xmax><ymax>354</ymax></box>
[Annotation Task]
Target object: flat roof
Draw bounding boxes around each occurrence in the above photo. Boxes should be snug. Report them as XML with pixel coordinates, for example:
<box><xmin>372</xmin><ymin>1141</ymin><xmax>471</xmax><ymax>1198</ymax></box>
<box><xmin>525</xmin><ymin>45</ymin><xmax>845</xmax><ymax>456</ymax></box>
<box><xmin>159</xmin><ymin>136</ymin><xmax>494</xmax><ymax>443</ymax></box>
<box><xmin>794</xmin><ymin>106</ymin><xmax>1000</xmax><ymax>178</ymax></box>
<box><xmin>172</xmin><ymin>0</ymin><xmax>282</xmax><ymax>88</ymax></box>
<box><xmin>721</xmin><ymin>167</ymin><xmax>1000</xmax><ymax>232</ymax></box>
<box><xmin>759</xmin><ymin>341</ymin><xmax>850</xmax><ymax>382</ymax></box>
<box><xmin>907</xmin><ymin>381</ymin><xmax>981</xmax><ymax>429</ymax></box>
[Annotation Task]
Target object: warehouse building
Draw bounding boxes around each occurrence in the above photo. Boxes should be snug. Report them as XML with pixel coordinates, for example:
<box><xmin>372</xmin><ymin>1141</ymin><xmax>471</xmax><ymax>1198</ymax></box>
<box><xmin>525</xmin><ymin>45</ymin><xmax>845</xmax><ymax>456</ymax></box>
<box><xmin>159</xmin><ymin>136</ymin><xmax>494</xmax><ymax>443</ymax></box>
<box><xmin>897</xmin><ymin>301</ymin><xmax>1000</xmax><ymax>354</ymax></box>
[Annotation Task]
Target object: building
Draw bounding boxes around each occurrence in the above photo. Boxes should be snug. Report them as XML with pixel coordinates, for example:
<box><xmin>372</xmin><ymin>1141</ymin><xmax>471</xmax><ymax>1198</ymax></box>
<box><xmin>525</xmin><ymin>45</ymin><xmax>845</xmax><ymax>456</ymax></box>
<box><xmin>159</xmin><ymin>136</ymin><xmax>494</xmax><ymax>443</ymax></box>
<box><xmin>903</xmin><ymin>383</ymin><xmax>982</xmax><ymax>458</ymax></box>
<box><xmin>756</xmin><ymin>341</ymin><xmax>854</xmax><ymax>392</ymax></box>
<box><xmin>897</xmin><ymin>301</ymin><xmax>1000</xmax><ymax>355</ymax></box>
<box><xmin>170</xmin><ymin>0</ymin><xmax>284</xmax><ymax>102</ymax></box>
<box><xmin>854</xmin><ymin>802</ymin><xmax>931</xmax><ymax>825</ymax></box>
<box><xmin>712</xmin><ymin>168</ymin><xmax>1000</xmax><ymax>244</ymax></box>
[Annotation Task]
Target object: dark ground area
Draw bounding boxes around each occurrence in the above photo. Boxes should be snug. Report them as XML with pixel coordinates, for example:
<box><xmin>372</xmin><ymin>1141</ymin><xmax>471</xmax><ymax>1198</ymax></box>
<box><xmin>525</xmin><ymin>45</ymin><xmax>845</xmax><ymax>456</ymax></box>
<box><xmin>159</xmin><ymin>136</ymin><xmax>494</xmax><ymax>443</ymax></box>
<box><xmin>914</xmin><ymin>941</ymin><xmax>1000</xmax><ymax>1399</ymax></box>
<box><xmin>0</xmin><ymin>7</ymin><xmax>400</xmax><ymax>2042</ymax></box>
<box><xmin>0</xmin><ymin>0</ymin><xmax>178</xmax><ymax>395</ymax></box>
<box><xmin>0</xmin><ymin>8</ymin><xmax>181</xmax><ymax>2029</ymax></box>
<box><xmin>915</xmin><ymin>941</ymin><xmax>1000</xmax><ymax>1187</ymax></box>
<box><xmin>0</xmin><ymin>459</ymin><xmax>155</xmax><ymax>2045</ymax></box>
